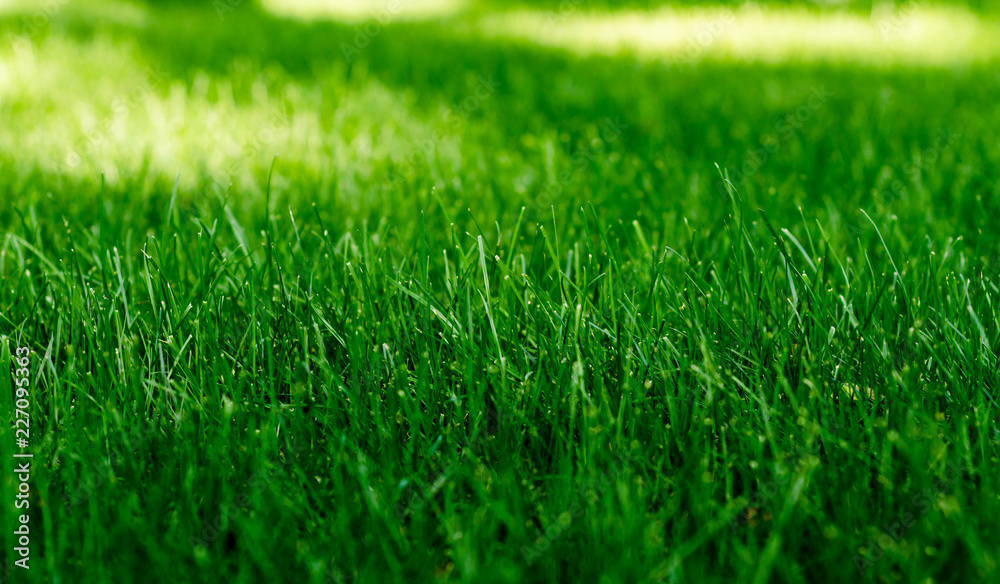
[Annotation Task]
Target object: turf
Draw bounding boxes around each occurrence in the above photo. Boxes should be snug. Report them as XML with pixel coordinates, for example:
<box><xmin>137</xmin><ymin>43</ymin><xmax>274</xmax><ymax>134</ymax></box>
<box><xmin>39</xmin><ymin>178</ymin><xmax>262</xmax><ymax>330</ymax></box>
<box><xmin>1</xmin><ymin>1</ymin><xmax>999</xmax><ymax>583</ymax></box>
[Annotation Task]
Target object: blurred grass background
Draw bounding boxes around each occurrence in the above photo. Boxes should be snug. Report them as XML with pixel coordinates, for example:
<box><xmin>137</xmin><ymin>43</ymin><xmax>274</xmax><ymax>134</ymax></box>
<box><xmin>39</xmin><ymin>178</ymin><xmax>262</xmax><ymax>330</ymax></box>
<box><xmin>2</xmin><ymin>0</ymin><xmax>1000</xmax><ymax>582</ymax></box>
<box><xmin>2</xmin><ymin>0</ymin><xmax>999</xmax><ymax>241</ymax></box>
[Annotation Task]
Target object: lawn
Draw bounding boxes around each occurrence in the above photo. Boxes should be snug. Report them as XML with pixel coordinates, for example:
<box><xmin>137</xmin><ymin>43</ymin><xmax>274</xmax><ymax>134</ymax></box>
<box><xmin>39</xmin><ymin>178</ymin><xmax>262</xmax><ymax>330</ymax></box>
<box><xmin>1</xmin><ymin>0</ymin><xmax>999</xmax><ymax>582</ymax></box>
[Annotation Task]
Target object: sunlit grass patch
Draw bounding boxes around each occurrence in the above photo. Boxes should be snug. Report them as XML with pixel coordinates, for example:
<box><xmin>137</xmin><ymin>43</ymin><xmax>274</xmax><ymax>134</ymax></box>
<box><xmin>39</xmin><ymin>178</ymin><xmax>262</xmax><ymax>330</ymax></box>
<box><xmin>479</xmin><ymin>4</ymin><xmax>1000</xmax><ymax>67</ymax></box>
<box><xmin>258</xmin><ymin>0</ymin><xmax>470</xmax><ymax>23</ymax></box>
<box><xmin>0</xmin><ymin>0</ymin><xmax>148</xmax><ymax>34</ymax></box>
<box><xmin>0</xmin><ymin>31</ymin><xmax>472</xmax><ymax>204</ymax></box>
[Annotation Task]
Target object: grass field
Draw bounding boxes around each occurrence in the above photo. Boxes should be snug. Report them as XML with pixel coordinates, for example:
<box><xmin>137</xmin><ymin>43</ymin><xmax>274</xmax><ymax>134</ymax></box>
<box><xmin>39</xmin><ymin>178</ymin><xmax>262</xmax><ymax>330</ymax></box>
<box><xmin>1</xmin><ymin>0</ymin><xmax>1000</xmax><ymax>582</ymax></box>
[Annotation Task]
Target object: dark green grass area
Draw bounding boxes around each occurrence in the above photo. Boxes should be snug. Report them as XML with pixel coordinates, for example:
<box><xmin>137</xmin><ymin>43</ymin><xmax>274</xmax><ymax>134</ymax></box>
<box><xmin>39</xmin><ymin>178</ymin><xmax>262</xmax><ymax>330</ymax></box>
<box><xmin>1</xmin><ymin>2</ymin><xmax>1000</xmax><ymax>583</ymax></box>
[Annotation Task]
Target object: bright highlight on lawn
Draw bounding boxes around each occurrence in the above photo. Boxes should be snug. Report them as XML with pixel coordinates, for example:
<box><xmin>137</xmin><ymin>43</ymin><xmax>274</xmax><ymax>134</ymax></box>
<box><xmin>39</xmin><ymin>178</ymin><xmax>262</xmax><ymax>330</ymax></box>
<box><xmin>478</xmin><ymin>4</ymin><xmax>1000</xmax><ymax>66</ymax></box>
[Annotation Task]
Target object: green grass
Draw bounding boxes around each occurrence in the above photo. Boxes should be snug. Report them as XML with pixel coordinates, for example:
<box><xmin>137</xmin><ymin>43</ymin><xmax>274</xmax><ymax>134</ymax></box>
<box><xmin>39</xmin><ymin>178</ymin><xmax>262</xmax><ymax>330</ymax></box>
<box><xmin>1</xmin><ymin>1</ymin><xmax>999</xmax><ymax>582</ymax></box>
